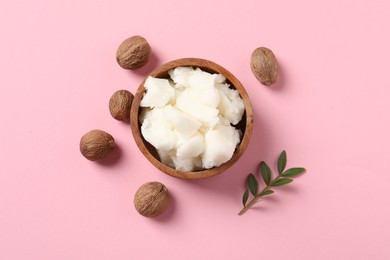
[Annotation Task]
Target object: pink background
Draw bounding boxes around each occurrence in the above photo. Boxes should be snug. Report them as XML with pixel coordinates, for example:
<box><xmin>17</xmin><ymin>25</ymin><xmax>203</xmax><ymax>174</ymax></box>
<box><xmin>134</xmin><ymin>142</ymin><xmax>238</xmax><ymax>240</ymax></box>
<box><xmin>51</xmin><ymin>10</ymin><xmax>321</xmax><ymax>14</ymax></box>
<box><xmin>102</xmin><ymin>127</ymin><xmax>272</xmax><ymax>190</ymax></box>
<box><xmin>1</xmin><ymin>0</ymin><xmax>389</xmax><ymax>259</ymax></box>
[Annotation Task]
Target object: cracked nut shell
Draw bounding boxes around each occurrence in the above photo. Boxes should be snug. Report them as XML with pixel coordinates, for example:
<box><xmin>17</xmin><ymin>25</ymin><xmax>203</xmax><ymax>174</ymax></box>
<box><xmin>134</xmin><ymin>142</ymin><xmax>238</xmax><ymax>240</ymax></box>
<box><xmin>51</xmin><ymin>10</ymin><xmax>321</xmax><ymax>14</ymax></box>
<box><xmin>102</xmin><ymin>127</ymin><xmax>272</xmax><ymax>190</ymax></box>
<box><xmin>109</xmin><ymin>90</ymin><xmax>134</xmax><ymax>121</ymax></box>
<box><xmin>250</xmin><ymin>47</ymin><xmax>278</xmax><ymax>86</ymax></box>
<box><xmin>116</xmin><ymin>35</ymin><xmax>151</xmax><ymax>70</ymax></box>
<box><xmin>134</xmin><ymin>182</ymin><xmax>169</xmax><ymax>218</ymax></box>
<box><xmin>80</xmin><ymin>130</ymin><xmax>115</xmax><ymax>161</ymax></box>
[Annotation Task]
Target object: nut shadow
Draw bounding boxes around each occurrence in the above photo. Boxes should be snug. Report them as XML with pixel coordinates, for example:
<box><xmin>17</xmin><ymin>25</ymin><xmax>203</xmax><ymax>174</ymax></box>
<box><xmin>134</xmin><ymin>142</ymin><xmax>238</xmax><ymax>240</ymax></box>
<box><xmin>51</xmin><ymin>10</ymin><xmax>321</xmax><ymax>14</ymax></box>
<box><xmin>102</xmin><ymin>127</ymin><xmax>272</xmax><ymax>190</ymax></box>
<box><xmin>130</xmin><ymin>52</ymin><xmax>160</xmax><ymax>77</ymax></box>
<box><xmin>117</xmin><ymin>117</ymin><xmax>130</xmax><ymax>125</ymax></box>
<box><xmin>151</xmin><ymin>189</ymin><xmax>177</xmax><ymax>223</ymax></box>
<box><xmin>97</xmin><ymin>143</ymin><xmax>123</xmax><ymax>167</ymax></box>
<box><xmin>268</xmin><ymin>61</ymin><xmax>286</xmax><ymax>91</ymax></box>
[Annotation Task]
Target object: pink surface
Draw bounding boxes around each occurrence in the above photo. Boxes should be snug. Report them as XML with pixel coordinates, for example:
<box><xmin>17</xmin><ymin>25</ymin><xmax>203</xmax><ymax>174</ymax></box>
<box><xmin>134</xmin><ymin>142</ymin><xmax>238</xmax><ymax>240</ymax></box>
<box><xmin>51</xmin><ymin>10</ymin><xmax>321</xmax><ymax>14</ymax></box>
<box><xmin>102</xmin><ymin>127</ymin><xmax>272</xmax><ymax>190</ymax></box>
<box><xmin>1</xmin><ymin>0</ymin><xmax>390</xmax><ymax>259</ymax></box>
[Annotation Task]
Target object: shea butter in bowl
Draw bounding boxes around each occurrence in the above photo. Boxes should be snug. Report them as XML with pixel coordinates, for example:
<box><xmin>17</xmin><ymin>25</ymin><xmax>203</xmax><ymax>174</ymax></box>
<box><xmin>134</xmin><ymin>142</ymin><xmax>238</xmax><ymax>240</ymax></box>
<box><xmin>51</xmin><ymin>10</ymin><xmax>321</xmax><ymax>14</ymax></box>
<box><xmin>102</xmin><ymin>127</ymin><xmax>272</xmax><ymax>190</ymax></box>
<box><xmin>130</xmin><ymin>58</ymin><xmax>253</xmax><ymax>179</ymax></box>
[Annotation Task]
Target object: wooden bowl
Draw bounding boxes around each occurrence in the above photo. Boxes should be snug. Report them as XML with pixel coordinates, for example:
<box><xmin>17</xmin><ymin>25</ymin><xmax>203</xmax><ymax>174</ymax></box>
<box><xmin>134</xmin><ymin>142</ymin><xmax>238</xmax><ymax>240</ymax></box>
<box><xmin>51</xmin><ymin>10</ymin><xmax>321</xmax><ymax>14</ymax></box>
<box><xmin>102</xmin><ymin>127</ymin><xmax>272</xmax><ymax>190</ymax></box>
<box><xmin>130</xmin><ymin>58</ymin><xmax>254</xmax><ymax>179</ymax></box>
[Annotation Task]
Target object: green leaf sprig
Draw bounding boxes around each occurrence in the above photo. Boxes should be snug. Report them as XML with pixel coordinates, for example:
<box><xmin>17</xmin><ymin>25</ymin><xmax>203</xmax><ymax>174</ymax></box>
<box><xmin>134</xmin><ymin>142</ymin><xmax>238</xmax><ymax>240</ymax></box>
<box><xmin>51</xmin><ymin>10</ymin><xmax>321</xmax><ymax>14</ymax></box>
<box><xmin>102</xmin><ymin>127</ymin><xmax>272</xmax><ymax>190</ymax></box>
<box><xmin>239</xmin><ymin>150</ymin><xmax>306</xmax><ymax>215</ymax></box>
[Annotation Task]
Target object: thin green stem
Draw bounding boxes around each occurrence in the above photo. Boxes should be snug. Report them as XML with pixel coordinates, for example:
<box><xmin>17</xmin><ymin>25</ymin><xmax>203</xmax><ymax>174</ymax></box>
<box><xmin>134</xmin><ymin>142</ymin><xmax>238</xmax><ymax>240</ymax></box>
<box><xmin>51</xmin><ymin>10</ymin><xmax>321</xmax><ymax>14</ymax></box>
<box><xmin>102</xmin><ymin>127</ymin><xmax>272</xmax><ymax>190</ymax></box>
<box><xmin>238</xmin><ymin>174</ymin><xmax>283</xmax><ymax>215</ymax></box>
<box><xmin>238</xmin><ymin>196</ymin><xmax>261</xmax><ymax>215</ymax></box>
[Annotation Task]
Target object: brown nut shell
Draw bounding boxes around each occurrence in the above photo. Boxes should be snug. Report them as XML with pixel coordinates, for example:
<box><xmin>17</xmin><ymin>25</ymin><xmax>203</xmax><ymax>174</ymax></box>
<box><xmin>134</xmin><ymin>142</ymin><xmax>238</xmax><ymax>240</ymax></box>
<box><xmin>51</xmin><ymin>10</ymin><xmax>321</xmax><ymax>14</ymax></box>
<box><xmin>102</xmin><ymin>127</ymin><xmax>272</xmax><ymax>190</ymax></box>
<box><xmin>109</xmin><ymin>90</ymin><xmax>134</xmax><ymax>121</ymax></box>
<box><xmin>134</xmin><ymin>182</ymin><xmax>169</xmax><ymax>218</ymax></box>
<box><xmin>116</xmin><ymin>35</ymin><xmax>151</xmax><ymax>70</ymax></box>
<box><xmin>80</xmin><ymin>130</ymin><xmax>115</xmax><ymax>161</ymax></box>
<box><xmin>250</xmin><ymin>47</ymin><xmax>278</xmax><ymax>86</ymax></box>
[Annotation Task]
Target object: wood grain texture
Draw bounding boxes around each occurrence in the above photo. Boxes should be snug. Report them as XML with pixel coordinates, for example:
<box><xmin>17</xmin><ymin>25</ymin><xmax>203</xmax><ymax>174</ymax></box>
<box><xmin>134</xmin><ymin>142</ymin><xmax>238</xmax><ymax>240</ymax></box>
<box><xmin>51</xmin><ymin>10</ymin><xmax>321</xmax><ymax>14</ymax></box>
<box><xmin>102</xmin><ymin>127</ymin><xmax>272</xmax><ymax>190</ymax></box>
<box><xmin>130</xmin><ymin>58</ymin><xmax>254</xmax><ymax>179</ymax></box>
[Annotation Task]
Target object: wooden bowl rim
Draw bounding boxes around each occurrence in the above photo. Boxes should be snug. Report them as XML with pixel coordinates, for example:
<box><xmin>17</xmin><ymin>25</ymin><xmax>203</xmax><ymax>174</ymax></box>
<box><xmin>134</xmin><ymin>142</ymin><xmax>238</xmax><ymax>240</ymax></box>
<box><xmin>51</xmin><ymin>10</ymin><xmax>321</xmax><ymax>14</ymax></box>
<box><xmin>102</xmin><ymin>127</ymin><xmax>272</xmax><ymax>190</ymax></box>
<box><xmin>130</xmin><ymin>58</ymin><xmax>254</xmax><ymax>179</ymax></box>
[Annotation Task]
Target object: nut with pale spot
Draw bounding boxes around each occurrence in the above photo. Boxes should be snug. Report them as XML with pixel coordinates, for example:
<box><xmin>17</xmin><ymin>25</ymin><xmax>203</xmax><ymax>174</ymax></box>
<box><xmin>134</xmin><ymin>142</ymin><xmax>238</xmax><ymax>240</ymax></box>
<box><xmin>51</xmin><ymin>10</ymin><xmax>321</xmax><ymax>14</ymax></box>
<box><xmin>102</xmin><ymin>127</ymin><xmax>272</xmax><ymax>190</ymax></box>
<box><xmin>116</xmin><ymin>35</ymin><xmax>151</xmax><ymax>70</ymax></box>
<box><xmin>250</xmin><ymin>47</ymin><xmax>278</xmax><ymax>86</ymax></box>
<box><xmin>109</xmin><ymin>90</ymin><xmax>134</xmax><ymax>121</ymax></box>
<box><xmin>134</xmin><ymin>182</ymin><xmax>169</xmax><ymax>217</ymax></box>
<box><xmin>80</xmin><ymin>130</ymin><xmax>115</xmax><ymax>161</ymax></box>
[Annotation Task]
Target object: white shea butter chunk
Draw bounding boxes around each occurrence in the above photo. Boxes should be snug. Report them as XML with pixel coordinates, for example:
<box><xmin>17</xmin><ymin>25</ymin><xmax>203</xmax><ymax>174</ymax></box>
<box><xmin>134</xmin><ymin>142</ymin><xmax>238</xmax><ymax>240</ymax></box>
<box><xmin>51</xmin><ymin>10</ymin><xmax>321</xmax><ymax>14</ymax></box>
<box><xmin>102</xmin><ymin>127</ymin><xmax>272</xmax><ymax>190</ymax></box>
<box><xmin>175</xmin><ymin>88</ymin><xmax>220</xmax><ymax>128</ymax></box>
<box><xmin>217</xmin><ymin>83</ymin><xmax>245</xmax><ymax>125</ymax></box>
<box><xmin>202</xmin><ymin>125</ymin><xmax>241</xmax><ymax>169</ymax></box>
<box><xmin>141</xmin><ymin>108</ymin><xmax>176</xmax><ymax>151</ymax></box>
<box><xmin>157</xmin><ymin>149</ymin><xmax>175</xmax><ymax>168</ymax></box>
<box><xmin>164</xmin><ymin>105</ymin><xmax>201</xmax><ymax>140</ymax></box>
<box><xmin>140</xmin><ymin>76</ymin><xmax>175</xmax><ymax>107</ymax></box>
<box><xmin>188</xmin><ymin>68</ymin><xmax>220</xmax><ymax>107</ymax></box>
<box><xmin>171</xmin><ymin>155</ymin><xmax>203</xmax><ymax>172</ymax></box>
<box><xmin>168</xmin><ymin>66</ymin><xmax>194</xmax><ymax>86</ymax></box>
<box><xmin>176</xmin><ymin>133</ymin><xmax>205</xmax><ymax>159</ymax></box>
<box><xmin>140</xmin><ymin>66</ymin><xmax>245</xmax><ymax>171</ymax></box>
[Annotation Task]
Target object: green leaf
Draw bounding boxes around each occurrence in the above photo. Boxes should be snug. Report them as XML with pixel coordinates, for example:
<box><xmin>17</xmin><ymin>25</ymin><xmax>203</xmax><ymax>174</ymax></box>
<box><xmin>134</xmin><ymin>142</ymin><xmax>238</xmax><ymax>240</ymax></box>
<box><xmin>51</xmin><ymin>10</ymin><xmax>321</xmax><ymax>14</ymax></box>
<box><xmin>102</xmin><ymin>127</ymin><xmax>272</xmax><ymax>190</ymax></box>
<box><xmin>271</xmin><ymin>178</ymin><xmax>293</xmax><ymax>186</ymax></box>
<box><xmin>247</xmin><ymin>174</ymin><xmax>258</xmax><ymax>196</ymax></box>
<box><xmin>259</xmin><ymin>190</ymin><xmax>274</xmax><ymax>196</ymax></box>
<box><xmin>277</xmin><ymin>150</ymin><xmax>287</xmax><ymax>174</ymax></box>
<box><xmin>242</xmin><ymin>188</ymin><xmax>249</xmax><ymax>207</ymax></box>
<box><xmin>282</xmin><ymin>168</ymin><xmax>306</xmax><ymax>177</ymax></box>
<box><xmin>260</xmin><ymin>162</ymin><xmax>271</xmax><ymax>185</ymax></box>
